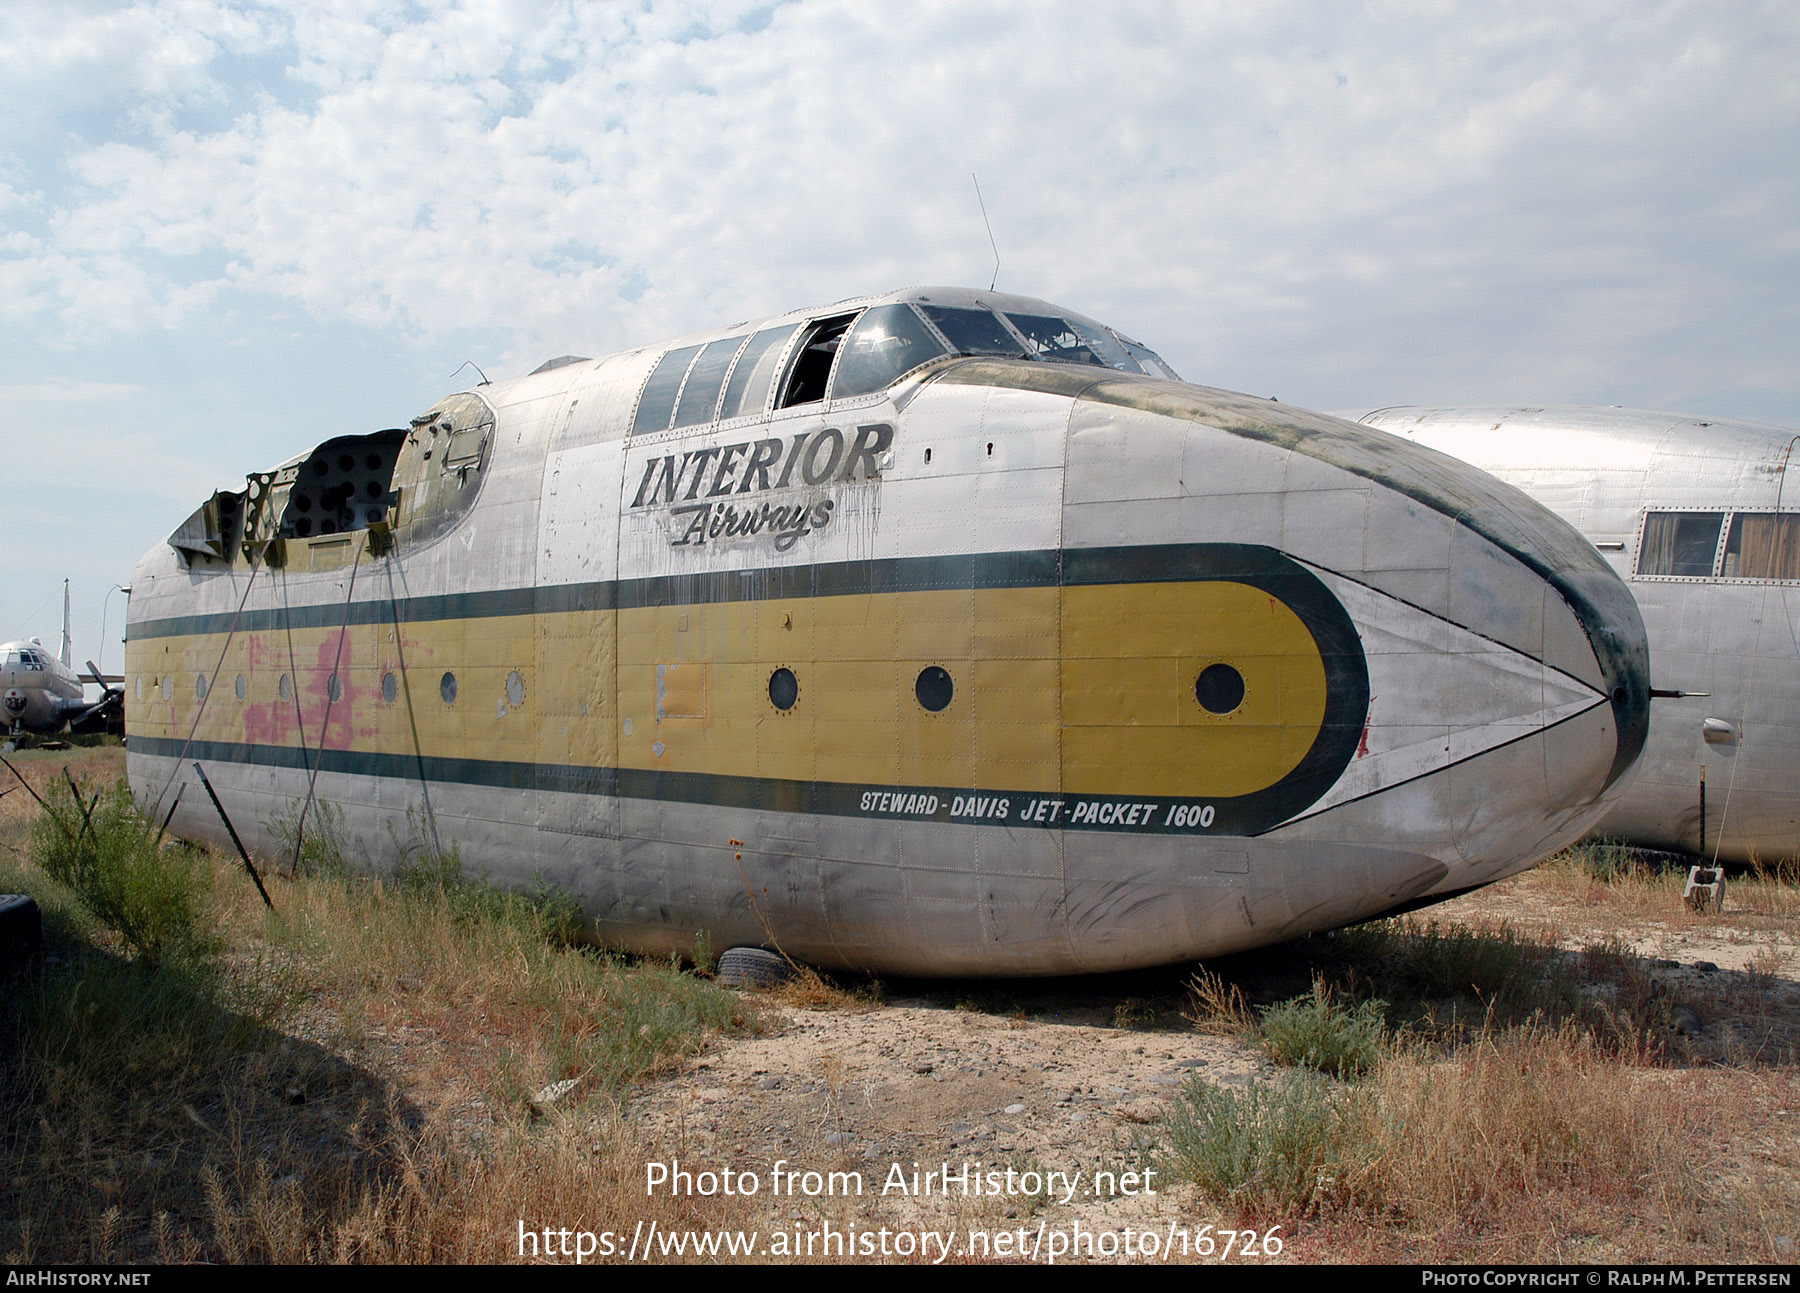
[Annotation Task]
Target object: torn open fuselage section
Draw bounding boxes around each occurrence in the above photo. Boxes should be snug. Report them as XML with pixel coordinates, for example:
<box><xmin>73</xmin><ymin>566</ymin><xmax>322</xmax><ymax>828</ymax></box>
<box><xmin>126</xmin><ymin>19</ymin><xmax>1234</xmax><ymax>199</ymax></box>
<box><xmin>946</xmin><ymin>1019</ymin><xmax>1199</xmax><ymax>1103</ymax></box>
<box><xmin>165</xmin><ymin>392</ymin><xmax>495</xmax><ymax>569</ymax></box>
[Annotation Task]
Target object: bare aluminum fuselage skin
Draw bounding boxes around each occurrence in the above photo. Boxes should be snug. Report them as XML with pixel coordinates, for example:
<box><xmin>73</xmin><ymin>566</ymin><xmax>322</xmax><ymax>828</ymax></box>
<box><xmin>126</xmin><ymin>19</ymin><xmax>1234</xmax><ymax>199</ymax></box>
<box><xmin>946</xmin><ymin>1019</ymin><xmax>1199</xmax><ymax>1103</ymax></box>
<box><xmin>125</xmin><ymin>289</ymin><xmax>1650</xmax><ymax>974</ymax></box>
<box><xmin>1347</xmin><ymin>404</ymin><xmax>1799</xmax><ymax>865</ymax></box>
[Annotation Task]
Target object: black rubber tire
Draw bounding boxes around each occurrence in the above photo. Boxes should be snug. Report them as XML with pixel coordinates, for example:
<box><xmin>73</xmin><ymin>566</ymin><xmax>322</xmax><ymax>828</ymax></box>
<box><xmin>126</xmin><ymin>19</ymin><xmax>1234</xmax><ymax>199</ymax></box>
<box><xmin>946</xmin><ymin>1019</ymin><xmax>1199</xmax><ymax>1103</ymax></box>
<box><xmin>716</xmin><ymin>946</ymin><xmax>792</xmax><ymax>989</ymax></box>
<box><xmin>0</xmin><ymin>894</ymin><xmax>43</xmax><ymax>979</ymax></box>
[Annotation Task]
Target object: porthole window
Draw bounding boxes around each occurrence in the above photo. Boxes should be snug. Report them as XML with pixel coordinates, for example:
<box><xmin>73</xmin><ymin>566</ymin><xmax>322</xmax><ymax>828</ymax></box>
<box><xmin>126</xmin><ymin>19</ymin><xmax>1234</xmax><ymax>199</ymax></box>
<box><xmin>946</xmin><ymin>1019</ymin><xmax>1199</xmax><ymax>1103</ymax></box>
<box><xmin>135</xmin><ymin>676</ymin><xmax>143</xmax><ymax>701</ymax></box>
<box><xmin>161</xmin><ymin>676</ymin><xmax>172</xmax><ymax>702</ymax></box>
<box><xmin>915</xmin><ymin>665</ymin><xmax>954</xmax><ymax>712</ymax></box>
<box><xmin>234</xmin><ymin>674</ymin><xmax>247</xmax><ymax>701</ymax></box>
<box><xmin>1195</xmin><ymin>663</ymin><xmax>1245</xmax><ymax>715</ymax></box>
<box><xmin>278</xmin><ymin>673</ymin><xmax>293</xmax><ymax>701</ymax></box>
<box><xmin>382</xmin><ymin>671</ymin><xmax>398</xmax><ymax>704</ymax></box>
<box><xmin>327</xmin><ymin>673</ymin><xmax>343</xmax><ymax>703</ymax></box>
<box><xmin>506</xmin><ymin>669</ymin><xmax>526</xmax><ymax>707</ymax></box>
<box><xmin>196</xmin><ymin>674</ymin><xmax>208</xmax><ymax>699</ymax></box>
<box><xmin>440</xmin><ymin>671</ymin><xmax>458</xmax><ymax>705</ymax></box>
<box><xmin>769</xmin><ymin>667</ymin><xmax>799</xmax><ymax>711</ymax></box>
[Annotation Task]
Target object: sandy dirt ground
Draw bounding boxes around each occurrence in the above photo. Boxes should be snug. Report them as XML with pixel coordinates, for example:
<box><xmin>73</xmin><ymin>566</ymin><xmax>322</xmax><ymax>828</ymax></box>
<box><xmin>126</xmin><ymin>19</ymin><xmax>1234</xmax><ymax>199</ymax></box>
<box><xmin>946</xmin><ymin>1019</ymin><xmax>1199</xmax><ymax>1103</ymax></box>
<box><xmin>623</xmin><ymin>871</ymin><xmax>1800</xmax><ymax>1261</ymax></box>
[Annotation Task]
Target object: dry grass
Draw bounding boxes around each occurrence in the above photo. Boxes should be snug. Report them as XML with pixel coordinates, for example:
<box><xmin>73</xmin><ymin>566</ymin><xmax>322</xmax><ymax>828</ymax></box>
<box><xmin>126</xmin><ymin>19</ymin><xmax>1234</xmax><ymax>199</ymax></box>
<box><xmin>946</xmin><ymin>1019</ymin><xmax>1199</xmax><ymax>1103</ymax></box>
<box><xmin>1537</xmin><ymin>841</ymin><xmax>1800</xmax><ymax>925</ymax></box>
<box><xmin>1165</xmin><ymin>1020</ymin><xmax>1734</xmax><ymax>1261</ymax></box>
<box><xmin>1358</xmin><ymin>1024</ymin><xmax>1702</xmax><ymax>1231</ymax></box>
<box><xmin>765</xmin><ymin>964</ymin><xmax>884</xmax><ymax>1012</ymax></box>
<box><xmin>1172</xmin><ymin>862</ymin><xmax>1800</xmax><ymax>1262</ymax></box>
<box><xmin>173</xmin><ymin>1103</ymin><xmax>755</xmax><ymax>1264</ymax></box>
<box><xmin>1</xmin><ymin>750</ymin><xmax>756</xmax><ymax>1263</ymax></box>
<box><xmin>1185</xmin><ymin>966</ymin><xmax>1256</xmax><ymax>1034</ymax></box>
<box><xmin>7</xmin><ymin>753</ymin><xmax>1798</xmax><ymax>1264</ymax></box>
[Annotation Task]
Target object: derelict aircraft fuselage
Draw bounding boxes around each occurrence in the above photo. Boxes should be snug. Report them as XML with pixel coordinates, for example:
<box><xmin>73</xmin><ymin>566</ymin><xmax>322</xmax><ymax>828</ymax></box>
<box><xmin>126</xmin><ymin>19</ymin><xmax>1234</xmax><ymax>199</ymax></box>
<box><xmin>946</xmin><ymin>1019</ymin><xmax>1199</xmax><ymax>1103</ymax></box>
<box><xmin>125</xmin><ymin>288</ymin><xmax>1649</xmax><ymax>975</ymax></box>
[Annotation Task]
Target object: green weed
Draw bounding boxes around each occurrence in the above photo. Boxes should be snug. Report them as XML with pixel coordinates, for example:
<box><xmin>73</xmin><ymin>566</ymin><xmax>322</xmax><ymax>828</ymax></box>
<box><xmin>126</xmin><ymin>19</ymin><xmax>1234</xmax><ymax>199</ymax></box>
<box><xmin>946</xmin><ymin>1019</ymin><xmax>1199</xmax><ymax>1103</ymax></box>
<box><xmin>265</xmin><ymin>798</ymin><xmax>350</xmax><ymax>879</ymax></box>
<box><xmin>1163</xmin><ymin>1072</ymin><xmax>1367</xmax><ymax>1214</ymax></box>
<box><xmin>1258</xmin><ymin>978</ymin><xmax>1388</xmax><ymax>1078</ymax></box>
<box><xmin>30</xmin><ymin>780</ymin><xmax>216</xmax><ymax>967</ymax></box>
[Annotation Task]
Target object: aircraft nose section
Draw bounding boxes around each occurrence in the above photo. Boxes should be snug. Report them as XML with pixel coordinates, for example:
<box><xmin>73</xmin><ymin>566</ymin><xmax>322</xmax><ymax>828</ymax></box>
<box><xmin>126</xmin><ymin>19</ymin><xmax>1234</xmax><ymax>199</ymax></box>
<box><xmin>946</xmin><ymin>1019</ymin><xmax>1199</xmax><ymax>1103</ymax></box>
<box><xmin>1261</xmin><ymin>432</ymin><xmax>1653</xmax><ymax>883</ymax></box>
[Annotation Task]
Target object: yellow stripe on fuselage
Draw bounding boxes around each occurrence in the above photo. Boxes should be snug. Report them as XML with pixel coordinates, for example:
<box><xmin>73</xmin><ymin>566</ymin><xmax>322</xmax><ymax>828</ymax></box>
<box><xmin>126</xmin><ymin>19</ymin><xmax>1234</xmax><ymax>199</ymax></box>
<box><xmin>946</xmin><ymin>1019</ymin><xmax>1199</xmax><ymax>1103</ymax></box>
<box><xmin>126</xmin><ymin>580</ymin><xmax>1328</xmax><ymax>799</ymax></box>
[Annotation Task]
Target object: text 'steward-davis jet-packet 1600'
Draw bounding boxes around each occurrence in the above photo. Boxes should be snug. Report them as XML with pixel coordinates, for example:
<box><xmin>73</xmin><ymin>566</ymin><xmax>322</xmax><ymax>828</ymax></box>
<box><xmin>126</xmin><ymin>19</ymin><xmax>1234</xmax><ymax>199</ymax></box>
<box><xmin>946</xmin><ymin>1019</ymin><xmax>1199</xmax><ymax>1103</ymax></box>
<box><xmin>125</xmin><ymin>288</ymin><xmax>1650</xmax><ymax>976</ymax></box>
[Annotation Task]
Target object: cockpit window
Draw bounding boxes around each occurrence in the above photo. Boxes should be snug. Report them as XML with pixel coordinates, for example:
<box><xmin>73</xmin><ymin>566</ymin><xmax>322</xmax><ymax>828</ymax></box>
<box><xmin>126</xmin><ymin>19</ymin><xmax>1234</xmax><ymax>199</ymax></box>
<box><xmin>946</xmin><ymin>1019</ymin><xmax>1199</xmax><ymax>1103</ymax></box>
<box><xmin>830</xmin><ymin>305</ymin><xmax>950</xmax><ymax>399</ymax></box>
<box><xmin>918</xmin><ymin>305</ymin><xmax>1028</xmax><ymax>358</ymax></box>
<box><xmin>1065</xmin><ymin>320</ymin><xmax>1143</xmax><ymax>374</ymax></box>
<box><xmin>778</xmin><ymin>313</ymin><xmax>857</xmax><ymax>408</ymax></box>
<box><xmin>1003</xmin><ymin>312</ymin><xmax>1111</xmax><ymax>368</ymax></box>
<box><xmin>1112</xmin><ymin>332</ymin><xmax>1179</xmax><ymax>380</ymax></box>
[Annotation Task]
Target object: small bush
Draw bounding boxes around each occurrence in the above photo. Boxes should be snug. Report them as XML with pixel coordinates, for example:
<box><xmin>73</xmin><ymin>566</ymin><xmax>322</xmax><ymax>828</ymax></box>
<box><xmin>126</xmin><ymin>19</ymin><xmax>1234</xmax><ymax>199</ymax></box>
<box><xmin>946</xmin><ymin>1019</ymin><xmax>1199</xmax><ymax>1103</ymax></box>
<box><xmin>1113</xmin><ymin>996</ymin><xmax>1159</xmax><ymax>1029</ymax></box>
<box><xmin>1259</xmin><ymin>978</ymin><xmax>1389</xmax><ymax>1078</ymax></box>
<box><xmin>1164</xmin><ymin>1072</ymin><xmax>1367</xmax><ymax>1214</ymax></box>
<box><xmin>31</xmin><ymin>781</ymin><xmax>216</xmax><ymax>966</ymax></box>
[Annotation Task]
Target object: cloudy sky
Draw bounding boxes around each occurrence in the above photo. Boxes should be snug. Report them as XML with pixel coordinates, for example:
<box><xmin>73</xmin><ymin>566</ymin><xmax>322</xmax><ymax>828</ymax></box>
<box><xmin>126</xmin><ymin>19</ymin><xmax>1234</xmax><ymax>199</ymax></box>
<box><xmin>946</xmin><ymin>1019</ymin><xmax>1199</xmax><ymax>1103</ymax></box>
<box><xmin>3</xmin><ymin>0</ymin><xmax>1796</xmax><ymax>672</ymax></box>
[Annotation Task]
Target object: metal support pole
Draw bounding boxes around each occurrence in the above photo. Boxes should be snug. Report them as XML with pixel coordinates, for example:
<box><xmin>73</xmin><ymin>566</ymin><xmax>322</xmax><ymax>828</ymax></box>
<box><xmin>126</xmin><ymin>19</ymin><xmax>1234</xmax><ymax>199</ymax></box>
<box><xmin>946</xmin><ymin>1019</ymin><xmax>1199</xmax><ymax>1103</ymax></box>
<box><xmin>192</xmin><ymin>763</ymin><xmax>274</xmax><ymax>911</ymax></box>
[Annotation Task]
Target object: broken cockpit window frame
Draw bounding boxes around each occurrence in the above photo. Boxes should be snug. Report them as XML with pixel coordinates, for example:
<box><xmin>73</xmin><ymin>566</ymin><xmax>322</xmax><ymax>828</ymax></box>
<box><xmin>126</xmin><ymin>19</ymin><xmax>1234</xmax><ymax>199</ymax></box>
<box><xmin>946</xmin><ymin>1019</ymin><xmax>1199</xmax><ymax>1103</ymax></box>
<box><xmin>169</xmin><ymin>424</ymin><xmax>415</xmax><ymax>568</ymax></box>
<box><xmin>168</xmin><ymin>487</ymin><xmax>250</xmax><ymax>567</ymax></box>
<box><xmin>281</xmin><ymin>430</ymin><xmax>408</xmax><ymax>541</ymax></box>
<box><xmin>778</xmin><ymin>313</ymin><xmax>858</xmax><ymax>408</ymax></box>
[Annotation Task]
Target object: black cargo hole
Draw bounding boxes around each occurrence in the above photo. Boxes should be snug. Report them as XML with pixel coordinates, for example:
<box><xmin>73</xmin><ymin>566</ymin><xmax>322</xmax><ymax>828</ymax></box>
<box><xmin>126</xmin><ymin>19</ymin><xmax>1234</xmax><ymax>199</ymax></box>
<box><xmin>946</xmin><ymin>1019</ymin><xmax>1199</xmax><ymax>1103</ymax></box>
<box><xmin>915</xmin><ymin>665</ymin><xmax>954</xmax><ymax>712</ymax></box>
<box><xmin>1196</xmin><ymin>663</ymin><xmax>1245</xmax><ymax>715</ymax></box>
<box><xmin>769</xmin><ymin>667</ymin><xmax>799</xmax><ymax>711</ymax></box>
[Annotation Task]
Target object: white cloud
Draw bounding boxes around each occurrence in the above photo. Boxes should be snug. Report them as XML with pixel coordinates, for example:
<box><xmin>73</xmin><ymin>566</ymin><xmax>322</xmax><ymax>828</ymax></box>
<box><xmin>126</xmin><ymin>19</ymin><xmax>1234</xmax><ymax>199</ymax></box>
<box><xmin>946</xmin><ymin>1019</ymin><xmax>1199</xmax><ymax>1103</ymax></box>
<box><xmin>1</xmin><ymin>0</ymin><xmax>1796</xmax><ymax>410</ymax></box>
<box><xmin>3</xmin><ymin>0</ymin><xmax>1799</xmax><ymax>665</ymax></box>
